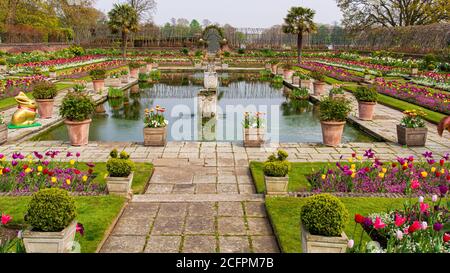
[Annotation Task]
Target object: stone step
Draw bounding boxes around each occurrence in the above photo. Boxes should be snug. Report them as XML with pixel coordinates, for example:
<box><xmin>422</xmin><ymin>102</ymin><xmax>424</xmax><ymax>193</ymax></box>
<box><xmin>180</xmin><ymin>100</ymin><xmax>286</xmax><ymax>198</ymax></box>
<box><xmin>132</xmin><ymin>193</ymin><xmax>265</xmax><ymax>203</ymax></box>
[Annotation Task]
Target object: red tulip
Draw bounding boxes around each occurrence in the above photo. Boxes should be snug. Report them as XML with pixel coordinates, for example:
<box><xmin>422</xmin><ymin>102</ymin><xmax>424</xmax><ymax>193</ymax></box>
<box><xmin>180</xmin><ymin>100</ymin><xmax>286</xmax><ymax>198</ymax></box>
<box><xmin>354</xmin><ymin>214</ymin><xmax>365</xmax><ymax>224</ymax></box>
<box><xmin>1</xmin><ymin>213</ymin><xmax>11</xmax><ymax>225</ymax></box>
<box><xmin>408</xmin><ymin>221</ymin><xmax>421</xmax><ymax>233</ymax></box>
<box><xmin>411</xmin><ymin>180</ymin><xmax>420</xmax><ymax>189</ymax></box>
<box><xmin>440</xmin><ymin>159</ymin><xmax>445</xmax><ymax>166</ymax></box>
<box><xmin>395</xmin><ymin>214</ymin><xmax>406</xmax><ymax>227</ymax></box>
<box><xmin>444</xmin><ymin>233</ymin><xmax>450</xmax><ymax>243</ymax></box>
<box><xmin>420</xmin><ymin>202</ymin><xmax>429</xmax><ymax>213</ymax></box>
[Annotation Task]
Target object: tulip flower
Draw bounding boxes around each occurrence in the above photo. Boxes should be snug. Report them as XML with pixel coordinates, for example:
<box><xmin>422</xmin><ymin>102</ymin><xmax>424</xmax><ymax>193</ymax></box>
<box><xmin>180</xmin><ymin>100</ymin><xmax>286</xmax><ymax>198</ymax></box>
<box><xmin>347</xmin><ymin>239</ymin><xmax>354</xmax><ymax>248</ymax></box>
<box><xmin>411</xmin><ymin>180</ymin><xmax>420</xmax><ymax>189</ymax></box>
<box><xmin>374</xmin><ymin>217</ymin><xmax>386</xmax><ymax>230</ymax></box>
<box><xmin>421</xmin><ymin>222</ymin><xmax>428</xmax><ymax>230</ymax></box>
<box><xmin>1</xmin><ymin>213</ymin><xmax>12</xmax><ymax>225</ymax></box>
<box><xmin>395</xmin><ymin>214</ymin><xmax>406</xmax><ymax>227</ymax></box>
<box><xmin>432</xmin><ymin>195</ymin><xmax>438</xmax><ymax>202</ymax></box>
<box><xmin>354</xmin><ymin>214</ymin><xmax>365</xmax><ymax>224</ymax></box>
<box><xmin>420</xmin><ymin>202</ymin><xmax>429</xmax><ymax>213</ymax></box>
<box><xmin>444</xmin><ymin>233</ymin><xmax>450</xmax><ymax>243</ymax></box>
<box><xmin>396</xmin><ymin>230</ymin><xmax>403</xmax><ymax>240</ymax></box>
<box><xmin>408</xmin><ymin>221</ymin><xmax>421</xmax><ymax>233</ymax></box>
<box><xmin>418</xmin><ymin>196</ymin><xmax>424</xmax><ymax>203</ymax></box>
<box><xmin>433</xmin><ymin>222</ymin><xmax>443</xmax><ymax>232</ymax></box>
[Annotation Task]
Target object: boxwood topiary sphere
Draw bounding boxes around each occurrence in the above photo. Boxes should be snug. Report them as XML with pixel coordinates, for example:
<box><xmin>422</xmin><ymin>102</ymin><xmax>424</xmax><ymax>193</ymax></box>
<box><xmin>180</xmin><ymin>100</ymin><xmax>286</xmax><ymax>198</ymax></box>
<box><xmin>300</xmin><ymin>194</ymin><xmax>348</xmax><ymax>237</ymax></box>
<box><xmin>263</xmin><ymin>160</ymin><xmax>290</xmax><ymax>177</ymax></box>
<box><xmin>106</xmin><ymin>158</ymin><xmax>135</xmax><ymax>177</ymax></box>
<box><xmin>26</xmin><ymin>188</ymin><xmax>77</xmax><ymax>232</ymax></box>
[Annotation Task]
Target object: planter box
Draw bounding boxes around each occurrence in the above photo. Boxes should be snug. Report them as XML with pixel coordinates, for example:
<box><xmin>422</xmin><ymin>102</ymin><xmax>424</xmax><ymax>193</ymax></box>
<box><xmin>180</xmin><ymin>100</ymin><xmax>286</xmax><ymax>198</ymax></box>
<box><xmin>301</xmin><ymin>224</ymin><xmax>348</xmax><ymax>253</ymax></box>
<box><xmin>0</xmin><ymin>124</ymin><xmax>7</xmax><ymax>145</ymax></box>
<box><xmin>243</xmin><ymin>128</ymin><xmax>265</xmax><ymax>147</ymax></box>
<box><xmin>265</xmin><ymin>175</ymin><xmax>289</xmax><ymax>195</ymax></box>
<box><xmin>120</xmin><ymin>75</ymin><xmax>129</xmax><ymax>84</ymax></box>
<box><xmin>22</xmin><ymin>220</ymin><xmax>77</xmax><ymax>253</ymax></box>
<box><xmin>130</xmin><ymin>68</ymin><xmax>139</xmax><ymax>79</ymax></box>
<box><xmin>106</xmin><ymin>172</ymin><xmax>134</xmax><ymax>196</ymax></box>
<box><xmin>144</xmin><ymin>127</ymin><xmax>167</xmax><ymax>146</ymax></box>
<box><xmin>293</xmin><ymin>76</ymin><xmax>300</xmax><ymax>86</ymax></box>
<box><xmin>397</xmin><ymin>125</ymin><xmax>427</xmax><ymax>146</ymax></box>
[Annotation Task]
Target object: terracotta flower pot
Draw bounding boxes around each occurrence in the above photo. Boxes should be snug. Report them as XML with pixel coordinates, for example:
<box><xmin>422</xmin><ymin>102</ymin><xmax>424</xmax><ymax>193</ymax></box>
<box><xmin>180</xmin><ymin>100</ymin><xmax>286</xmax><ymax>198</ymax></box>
<box><xmin>146</xmin><ymin>64</ymin><xmax>153</xmax><ymax>73</ymax></box>
<box><xmin>36</xmin><ymin>99</ymin><xmax>54</xmax><ymax>119</ymax></box>
<box><xmin>92</xmin><ymin>79</ymin><xmax>105</xmax><ymax>93</ymax></box>
<box><xmin>271</xmin><ymin>64</ymin><xmax>278</xmax><ymax>74</ymax></box>
<box><xmin>358</xmin><ymin>101</ymin><xmax>376</xmax><ymax>121</ymax></box>
<box><xmin>64</xmin><ymin>119</ymin><xmax>91</xmax><ymax>146</ymax></box>
<box><xmin>321</xmin><ymin>121</ymin><xmax>346</xmax><ymax>147</ymax></box>
<box><xmin>301</xmin><ymin>79</ymin><xmax>312</xmax><ymax>90</ymax></box>
<box><xmin>130</xmin><ymin>68</ymin><xmax>139</xmax><ymax>79</ymax></box>
<box><xmin>0</xmin><ymin>123</ymin><xmax>7</xmax><ymax>145</ymax></box>
<box><xmin>283</xmin><ymin>70</ymin><xmax>294</xmax><ymax>82</ymax></box>
<box><xmin>276</xmin><ymin>67</ymin><xmax>284</xmax><ymax>75</ymax></box>
<box><xmin>313</xmin><ymin>81</ymin><xmax>326</xmax><ymax>96</ymax></box>
<box><xmin>293</xmin><ymin>76</ymin><xmax>300</xmax><ymax>86</ymax></box>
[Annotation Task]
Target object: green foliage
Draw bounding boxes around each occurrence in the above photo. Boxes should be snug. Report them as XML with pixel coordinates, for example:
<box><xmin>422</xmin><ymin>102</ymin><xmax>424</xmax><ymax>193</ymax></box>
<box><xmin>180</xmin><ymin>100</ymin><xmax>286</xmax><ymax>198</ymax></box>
<box><xmin>354</xmin><ymin>86</ymin><xmax>378</xmax><ymax>102</ymax></box>
<box><xmin>108</xmin><ymin>87</ymin><xmax>124</xmax><ymax>98</ymax></box>
<box><xmin>60</xmin><ymin>92</ymin><xmax>95</xmax><ymax>121</ymax></box>
<box><xmin>107</xmin><ymin>3</ymin><xmax>139</xmax><ymax>56</ymax></box>
<box><xmin>223</xmin><ymin>51</ymin><xmax>231</xmax><ymax>57</ymax></box>
<box><xmin>272</xmin><ymin>75</ymin><xmax>284</xmax><ymax>84</ymax></box>
<box><xmin>195</xmin><ymin>50</ymin><xmax>203</xmax><ymax>57</ymax></box>
<box><xmin>106</xmin><ymin>150</ymin><xmax>134</xmax><ymax>177</ymax></box>
<box><xmin>138</xmin><ymin>72</ymin><xmax>150</xmax><ymax>82</ymax></box>
<box><xmin>237</xmin><ymin>48</ymin><xmax>245</xmax><ymax>54</ymax></box>
<box><xmin>300</xmin><ymin>194</ymin><xmax>349</xmax><ymax>237</ymax></box>
<box><xmin>282</xmin><ymin>63</ymin><xmax>293</xmax><ymax>70</ymax></box>
<box><xmin>89</xmin><ymin>69</ymin><xmax>107</xmax><ymax>80</ymax></box>
<box><xmin>25</xmin><ymin>188</ymin><xmax>77</xmax><ymax>232</ymax></box>
<box><xmin>400</xmin><ymin>109</ymin><xmax>426</xmax><ymax>128</ymax></box>
<box><xmin>143</xmin><ymin>57</ymin><xmax>154</xmax><ymax>64</ymax></box>
<box><xmin>282</xmin><ymin>7</ymin><xmax>317</xmax><ymax>34</ymax></box>
<box><xmin>263</xmin><ymin>150</ymin><xmax>291</xmax><ymax>177</ymax></box>
<box><xmin>32</xmin><ymin>81</ymin><xmax>58</xmax><ymax>100</ymax></box>
<box><xmin>0</xmin><ymin>58</ymin><xmax>6</xmax><ymax>65</ymax></box>
<box><xmin>150</xmin><ymin>70</ymin><xmax>161</xmax><ymax>81</ymax></box>
<box><xmin>290</xmin><ymin>87</ymin><xmax>309</xmax><ymax>99</ymax></box>
<box><xmin>310</xmin><ymin>70</ymin><xmax>325</xmax><ymax>81</ymax></box>
<box><xmin>68</xmin><ymin>45</ymin><xmax>85</xmax><ymax>56</ymax></box>
<box><xmin>180</xmin><ymin>48</ymin><xmax>189</xmax><ymax>55</ymax></box>
<box><xmin>329</xmin><ymin>87</ymin><xmax>344</xmax><ymax>96</ymax></box>
<box><xmin>319</xmin><ymin>97</ymin><xmax>352</xmax><ymax>122</ymax></box>
<box><xmin>128</xmin><ymin>62</ymin><xmax>142</xmax><ymax>69</ymax></box>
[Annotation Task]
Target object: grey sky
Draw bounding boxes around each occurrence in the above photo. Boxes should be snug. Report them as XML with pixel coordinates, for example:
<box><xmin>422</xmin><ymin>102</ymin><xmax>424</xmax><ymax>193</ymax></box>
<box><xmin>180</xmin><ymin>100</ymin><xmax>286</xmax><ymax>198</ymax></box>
<box><xmin>95</xmin><ymin>0</ymin><xmax>343</xmax><ymax>28</ymax></box>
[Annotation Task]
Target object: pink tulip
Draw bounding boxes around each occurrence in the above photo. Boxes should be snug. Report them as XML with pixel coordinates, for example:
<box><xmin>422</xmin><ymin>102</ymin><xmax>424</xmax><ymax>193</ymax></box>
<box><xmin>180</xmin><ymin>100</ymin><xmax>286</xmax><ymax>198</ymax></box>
<box><xmin>347</xmin><ymin>239</ymin><xmax>354</xmax><ymax>248</ymax></box>
<box><xmin>374</xmin><ymin>217</ymin><xmax>386</xmax><ymax>230</ymax></box>
<box><xmin>1</xmin><ymin>213</ymin><xmax>12</xmax><ymax>225</ymax></box>
<box><xmin>395</xmin><ymin>214</ymin><xmax>406</xmax><ymax>227</ymax></box>
<box><xmin>396</xmin><ymin>230</ymin><xmax>403</xmax><ymax>240</ymax></box>
<box><xmin>420</xmin><ymin>202</ymin><xmax>429</xmax><ymax>213</ymax></box>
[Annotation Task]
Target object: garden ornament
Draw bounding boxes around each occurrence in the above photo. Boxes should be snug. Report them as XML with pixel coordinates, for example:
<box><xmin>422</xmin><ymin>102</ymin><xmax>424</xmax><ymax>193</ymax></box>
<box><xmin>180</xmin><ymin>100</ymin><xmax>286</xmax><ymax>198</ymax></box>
<box><xmin>10</xmin><ymin>92</ymin><xmax>38</xmax><ymax>127</ymax></box>
<box><xmin>438</xmin><ymin>116</ymin><xmax>450</xmax><ymax>137</ymax></box>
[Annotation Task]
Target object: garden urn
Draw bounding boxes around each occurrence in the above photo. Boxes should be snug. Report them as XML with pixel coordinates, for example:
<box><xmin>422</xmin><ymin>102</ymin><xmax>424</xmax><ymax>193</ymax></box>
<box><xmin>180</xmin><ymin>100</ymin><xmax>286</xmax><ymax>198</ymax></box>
<box><xmin>243</xmin><ymin>128</ymin><xmax>265</xmax><ymax>147</ymax></box>
<box><xmin>396</xmin><ymin>125</ymin><xmax>428</xmax><ymax>147</ymax></box>
<box><xmin>321</xmin><ymin>121</ymin><xmax>345</xmax><ymax>147</ymax></box>
<box><xmin>301</xmin><ymin>224</ymin><xmax>348</xmax><ymax>253</ymax></box>
<box><xmin>265</xmin><ymin>175</ymin><xmax>289</xmax><ymax>195</ymax></box>
<box><xmin>411</xmin><ymin>68</ymin><xmax>418</xmax><ymax>76</ymax></box>
<box><xmin>0</xmin><ymin>123</ymin><xmax>7</xmax><ymax>145</ymax></box>
<box><xmin>106</xmin><ymin>172</ymin><xmax>134</xmax><ymax>196</ymax></box>
<box><xmin>130</xmin><ymin>68</ymin><xmax>139</xmax><ymax>79</ymax></box>
<box><xmin>36</xmin><ymin>99</ymin><xmax>55</xmax><ymax>119</ymax></box>
<box><xmin>358</xmin><ymin>101</ymin><xmax>376</xmax><ymax>121</ymax></box>
<box><xmin>92</xmin><ymin>79</ymin><xmax>105</xmax><ymax>93</ymax></box>
<box><xmin>144</xmin><ymin>127</ymin><xmax>167</xmax><ymax>146</ymax></box>
<box><xmin>301</xmin><ymin>79</ymin><xmax>312</xmax><ymax>90</ymax></box>
<box><xmin>22</xmin><ymin>220</ymin><xmax>77</xmax><ymax>253</ymax></box>
<box><xmin>64</xmin><ymin>119</ymin><xmax>91</xmax><ymax>146</ymax></box>
<box><xmin>293</xmin><ymin>76</ymin><xmax>300</xmax><ymax>86</ymax></box>
<box><xmin>271</xmin><ymin>64</ymin><xmax>278</xmax><ymax>74</ymax></box>
<box><xmin>313</xmin><ymin>81</ymin><xmax>326</xmax><ymax>96</ymax></box>
<box><xmin>283</xmin><ymin>70</ymin><xmax>294</xmax><ymax>83</ymax></box>
<box><xmin>146</xmin><ymin>63</ymin><xmax>153</xmax><ymax>73</ymax></box>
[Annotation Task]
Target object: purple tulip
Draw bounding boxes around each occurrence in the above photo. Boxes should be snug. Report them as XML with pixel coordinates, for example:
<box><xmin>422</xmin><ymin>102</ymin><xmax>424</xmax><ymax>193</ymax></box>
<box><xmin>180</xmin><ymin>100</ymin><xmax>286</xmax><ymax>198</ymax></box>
<box><xmin>11</xmin><ymin>160</ymin><xmax>18</xmax><ymax>167</ymax></box>
<box><xmin>439</xmin><ymin>185</ymin><xmax>448</xmax><ymax>196</ymax></box>
<box><xmin>433</xmin><ymin>222</ymin><xmax>443</xmax><ymax>231</ymax></box>
<box><xmin>423</xmin><ymin>151</ymin><xmax>433</xmax><ymax>158</ymax></box>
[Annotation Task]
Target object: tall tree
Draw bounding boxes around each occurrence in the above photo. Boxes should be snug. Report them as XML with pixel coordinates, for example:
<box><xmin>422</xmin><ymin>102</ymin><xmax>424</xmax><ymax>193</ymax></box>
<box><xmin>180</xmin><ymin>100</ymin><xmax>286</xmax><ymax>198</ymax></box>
<box><xmin>189</xmin><ymin>19</ymin><xmax>202</xmax><ymax>36</ymax></box>
<box><xmin>127</xmin><ymin>0</ymin><xmax>156</xmax><ymax>22</ymax></box>
<box><xmin>336</xmin><ymin>0</ymin><xmax>450</xmax><ymax>30</ymax></box>
<box><xmin>282</xmin><ymin>7</ymin><xmax>317</xmax><ymax>64</ymax></box>
<box><xmin>108</xmin><ymin>3</ymin><xmax>139</xmax><ymax>58</ymax></box>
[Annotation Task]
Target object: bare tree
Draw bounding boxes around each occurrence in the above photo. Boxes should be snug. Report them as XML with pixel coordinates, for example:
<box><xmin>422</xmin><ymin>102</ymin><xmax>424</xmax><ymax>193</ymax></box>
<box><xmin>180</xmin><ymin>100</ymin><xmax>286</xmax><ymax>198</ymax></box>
<box><xmin>126</xmin><ymin>0</ymin><xmax>157</xmax><ymax>22</ymax></box>
<box><xmin>336</xmin><ymin>0</ymin><xmax>450</xmax><ymax>30</ymax></box>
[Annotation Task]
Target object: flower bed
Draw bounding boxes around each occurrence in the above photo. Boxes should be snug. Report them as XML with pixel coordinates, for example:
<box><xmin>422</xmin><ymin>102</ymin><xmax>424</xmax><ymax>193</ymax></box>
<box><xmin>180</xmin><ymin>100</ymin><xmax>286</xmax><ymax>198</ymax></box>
<box><xmin>0</xmin><ymin>151</ymin><xmax>106</xmax><ymax>194</ymax></box>
<box><xmin>9</xmin><ymin>55</ymin><xmax>106</xmax><ymax>74</ymax></box>
<box><xmin>309</xmin><ymin>150</ymin><xmax>450</xmax><ymax>195</ymax></box>
<box><xmin>411</xmin><ymin>72</ymin><xmax>450</xmax><ymax>91</ymax></box>
<box><xmin>57</xmin><ymin>60</ymin><xmax>127</xmax><ymax>79</ymax></box>
<box><xmin>374</xmin><ymin>78</ymin><xmax>450</xmax><ymax>115</ymax></box>
<box><xmin>0</xmin><ymin>75</ymin><xmax>47</xmax><ymax>99</ymax></box>
<box><xmin>298</xmin><ymin>61</ymin><xmax>364</xmax><ymax>83</ymax></box>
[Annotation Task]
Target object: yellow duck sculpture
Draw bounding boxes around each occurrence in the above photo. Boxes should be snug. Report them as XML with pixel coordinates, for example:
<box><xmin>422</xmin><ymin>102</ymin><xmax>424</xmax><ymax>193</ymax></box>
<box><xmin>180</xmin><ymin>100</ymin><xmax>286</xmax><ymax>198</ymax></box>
<box><xmin>11</xmin><ymin>92</ymin><xmax>38</xmax><ymax>126</ymax></box>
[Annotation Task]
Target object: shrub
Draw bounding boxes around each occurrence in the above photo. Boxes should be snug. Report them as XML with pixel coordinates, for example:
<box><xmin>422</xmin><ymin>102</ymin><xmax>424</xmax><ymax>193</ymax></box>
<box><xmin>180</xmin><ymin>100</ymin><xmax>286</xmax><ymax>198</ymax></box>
<box><xmin>329</xmin><ymin>87</ymin><xmax>344</xmax><ymax>96</ymax></box>
<box><xmin>89</xmin><ymin>69</ymin><xmax>107</xmax><ymax>80</ymax></box>
<box><xmin>108</xmin><ymin>87</ymin><xmax>124</xmax><ymax>98</ymax></box>
<box><xmin>25</xmin><ymin>188</ymin><xmax>77</xmax><ymax>232</ymax></box>
<box><xmin>195</xmin><ymin>50</ymin><xmax>202</xmax><ymax>57</ymax></box>
<box><xmin>410</xmin><ymin>63</ymin><xmax>419</xmax><ymax>69</ymax></box>
<box><xmin>128</xmin><ymin>62</ymin><xmax>142</xmax><ymax>69</ymax></box>
<box><xmin>138</xmin><ymin>72</ymin><xmax>150</xmax><ymax>82</ymax></box>
<box><xmin>354</xmin><ymin>86</ymin><xmax>378</xmax><ymax>102</ymax></box>
<box><xmin>32</xmin><ymin>81</ymin><xmax>58</xmax><ymax>100</ymax></box>
<box><xmin>311</xmin><ymin>71</ymin><xmax>325</xmax><ymax>82</ymax></box>
<box><xmin>290</xmin><ymin>87</ymin><xmax>309</xmax><ymax>99</ymax></box>
<box><xmin>180</xmin><ymin>48</ymin><xmax>189</xmax><ymax>55</ymax></box>
<box><xmin>60</xmin><ymin>92</ymin><xmax>95</xmax><ymax>121</ymax></box>
<box><xmin>144</xmin><ymin>57</ymin><xmax>154</xmax><ymax>64</ymax></box>
<box><xmin>223</xmin><ymin>51</ymin><xmax>231</xmax><ymax>57</ymax></box>
<box><xmin>0</xmin><ymin>58</ymin><xmax>7</xmax><ymax>65</ymax></box>
<box><xmin>319</xmin><ymin>96</ymin><xmax>352</xmax><ymax>122</ymax></box>
<box><xmin>68</xmin><ymin>45</ymin><xmax>85</xmax><ymax>56</ymax></box>
<box><xmin>300</xmin><ymin>193</ymin><xmax>348</xmax><ymax>237</ymax></box>
<box><xmin>282</xmin><ymin>63</ymin><xmax>293</xmax><ymax>70</ymax></box>
<box><xmin>150</xmin><ymin>70</ymin><xmax>161</xmax><ymax>81</ymax></box>
<box><xmin>106</xmin><ymin>149</ymin><xmax>135</xmax><ymax>177</ymax></box>
<box><xmin>237</xmin><ymin>48</ymin><xmax>245</xmax><ymax>54</ymax></box>
<box><xmin>263</xmin><ymin>150</ymin><xmax>291</xmax><ymax>177</ymax></box>
<box><xmin>120</xmin><ymin>69</ymin><xmax>129</xmax><ymax>75</ymax></box>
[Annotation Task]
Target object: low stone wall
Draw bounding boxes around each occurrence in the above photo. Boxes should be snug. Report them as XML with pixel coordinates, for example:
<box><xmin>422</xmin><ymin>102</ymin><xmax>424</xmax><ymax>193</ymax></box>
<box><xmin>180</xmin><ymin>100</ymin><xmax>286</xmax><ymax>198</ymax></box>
<box><xmin>0</xmin><ymin>43</ymin><xmax>70</xmax><ymax>53</ymax></box>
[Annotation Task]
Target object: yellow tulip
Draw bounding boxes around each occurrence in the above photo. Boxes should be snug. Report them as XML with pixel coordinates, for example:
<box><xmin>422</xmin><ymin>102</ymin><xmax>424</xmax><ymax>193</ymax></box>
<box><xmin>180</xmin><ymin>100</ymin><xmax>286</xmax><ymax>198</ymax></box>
<box><xmin>0</xmin><ymin>169</ymin><xmax>2</xmax><ymax>175</ymax></box>
<box><xmin>441</xmin><ymin>169</ymin><xmax>446</xmax><ymax>174</ymax></box>
<box><xmin>348</xmin><ymin>158</ymin><xmax>353</xmax><ymax>163</ymax></box>
<box><xmin>66</xmin><ymin>179</ymin><xmax>71</xmax><ymax>185</ymax></box>
<box><xmin>51</xmin><ymin>177</ymin><xmax>57</xmax><ymax>183</ymax></box>
<box><xmin>431</xmin><ymin>167</ymin><xmax>436</xmax><ymax>173</ymax></box>
<box><xmin>351</xmin><ymin>164</ymin><xmax>356</xmax><ymax>170</ymax></box>
<box><xmin>82</xmin><ymin>175</ymin><xmax>88</xmax><ymax>182</ymax></box>
<box><xmin>37</xmin><ymin>166</ymin><xmax>43</xmax><ymax>172</ymax></box>
<box><xmin>378</xmin><ymin>173</ymin><xmax>385</xmax><ymax>178</ymax></box>
<box><xmin>382</xmin><ymin>168</ymin><xmax>387</xmax><ymax>174</ymax></box>
<box><xmin>351</xmin><ymin>173</ymin><xmax>356</xmax><ymax>179</ymax></box>
<box><xmin>70</xmin><ymin>160</ymin><xmax>75</xmax><ymax>165</ymax></box>
<box><xmin>421</xmin><ymin>171</ymin><xmax>428</xmax><ymax>178</ymax></box>
<box><xmin>357</xmin><ymin>156</ymin><xmax>362</xmax><ymax>161</ymax></box>
<box><xmin>25</xmin><ymin>168</ymin><xmax>31</xmax><ymax>173</ymax></box>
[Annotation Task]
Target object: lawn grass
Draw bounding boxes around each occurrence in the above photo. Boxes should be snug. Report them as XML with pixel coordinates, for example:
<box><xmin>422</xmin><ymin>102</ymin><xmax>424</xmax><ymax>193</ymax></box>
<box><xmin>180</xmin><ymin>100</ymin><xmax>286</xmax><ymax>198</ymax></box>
<box><xmin>0</xmin><ymin>195</ymin><xmax>126</xmax><ymax>253</ymax></box>
<box><xmin>266</xmin><ymin>196</ymin><xmax>406</xmax><ymax>253</ymax></box>
<box><xmin>250</xmin><ymin>161</ymin><xmax>329</xmax><ymax>193</ymax></box>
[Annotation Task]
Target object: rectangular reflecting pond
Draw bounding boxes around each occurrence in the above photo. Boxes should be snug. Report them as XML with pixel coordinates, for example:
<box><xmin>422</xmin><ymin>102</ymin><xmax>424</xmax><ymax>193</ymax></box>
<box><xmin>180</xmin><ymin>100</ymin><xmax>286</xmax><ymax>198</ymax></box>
<box><xmin>33</xmin><ymin>72</ymin><xmax>376</xmax><ymax>143</ymax></box>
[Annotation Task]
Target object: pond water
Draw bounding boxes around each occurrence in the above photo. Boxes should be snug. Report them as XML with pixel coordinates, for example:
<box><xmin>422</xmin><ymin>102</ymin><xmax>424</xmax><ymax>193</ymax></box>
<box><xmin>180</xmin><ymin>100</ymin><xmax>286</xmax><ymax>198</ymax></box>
<box><xmin>33</xmin><ymin>72</ymin><xmax>375</xmax><ymax>143</ymax></box>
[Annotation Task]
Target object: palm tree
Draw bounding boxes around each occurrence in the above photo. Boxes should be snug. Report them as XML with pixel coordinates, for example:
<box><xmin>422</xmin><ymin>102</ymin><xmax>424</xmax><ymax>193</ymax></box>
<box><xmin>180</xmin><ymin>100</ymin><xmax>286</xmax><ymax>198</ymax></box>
<box><xmin>282</xmin><ymin>7</ymin><xmax>317</xmax><ymax>64</ymax></box>
<box><xmin>108</xmin><ymin>4</ymin><xmax>139</xmax><ymax>59</ymax></box>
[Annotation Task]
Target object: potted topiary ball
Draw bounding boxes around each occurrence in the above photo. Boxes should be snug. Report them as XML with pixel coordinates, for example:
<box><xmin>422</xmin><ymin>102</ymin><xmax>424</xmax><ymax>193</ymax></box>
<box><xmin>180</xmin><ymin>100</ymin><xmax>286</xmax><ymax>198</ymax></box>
<box><xmin>311</xmin><ymin>71</ymin><xmax>326</xmax><ymax>96</ymax></box>
<box><xmin>106</xmin><ymin>149</ymin><xmax>135</xmax><ymax>196</ymax></box>
<box><xmin>263</xmin><ymin>150</ymin><xmax>291</xmax><ymax>195</ymax></box>
<box><xmin>319</xmin><ymin>97</ymin><xmax>352</xmax><ymax>147</ymax></box>
<box><xmin>354</xmin><ymin>86</ymin><xmax>378</xmax><ymax>121</ymax></box>
<box><xmin>22</xmin><ymin>188</ymin><xmax>78</xmax><ymax>253</ymax></box>
<box><xmin>32</xmin><ymin>81</ymin><xmax>58</xmax><ymax>119</ymax></box>
<box><xmin>60</xmin><ymin>91</ymin><xmax>95</xmax><ymax>146</ymax></box>
<box><xmin>300</xmin><ymin>193</ymin><xmax>349</xmax><ymax>253</ymax></box>
<box><xmin>89</xmin><ymin>69</ymin><xmax>107</xmax><ymax>93</ymax></box>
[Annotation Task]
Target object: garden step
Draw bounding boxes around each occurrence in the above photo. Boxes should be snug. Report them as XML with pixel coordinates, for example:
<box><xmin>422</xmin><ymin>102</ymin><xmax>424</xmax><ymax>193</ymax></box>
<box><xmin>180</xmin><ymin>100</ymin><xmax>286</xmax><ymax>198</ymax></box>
<box><xmin>132</xmin><ymin>193</ymin><xmax>265</xmax><ymax>203</ymax></box>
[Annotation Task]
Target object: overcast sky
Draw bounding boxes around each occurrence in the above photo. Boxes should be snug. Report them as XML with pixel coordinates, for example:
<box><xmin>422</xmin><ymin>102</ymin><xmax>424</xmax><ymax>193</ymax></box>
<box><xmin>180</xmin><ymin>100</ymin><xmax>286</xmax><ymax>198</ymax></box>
<box><xmin>95</xmin><ymin>0</ymin><xmax>343</xmax><ymax>28</ymax></box>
